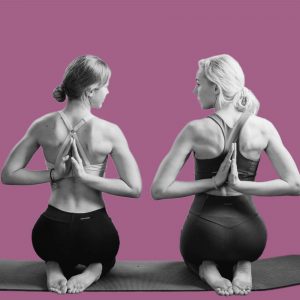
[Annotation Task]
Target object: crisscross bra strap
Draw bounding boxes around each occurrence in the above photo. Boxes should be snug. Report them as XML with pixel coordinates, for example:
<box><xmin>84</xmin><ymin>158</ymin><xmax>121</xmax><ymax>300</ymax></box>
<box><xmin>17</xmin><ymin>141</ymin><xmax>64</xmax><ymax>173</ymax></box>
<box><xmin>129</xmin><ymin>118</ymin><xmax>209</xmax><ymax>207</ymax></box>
<box><xmin>57</xmin><ymin>111</ymin><xmax>94</xmax><ymax>166</ymax></box>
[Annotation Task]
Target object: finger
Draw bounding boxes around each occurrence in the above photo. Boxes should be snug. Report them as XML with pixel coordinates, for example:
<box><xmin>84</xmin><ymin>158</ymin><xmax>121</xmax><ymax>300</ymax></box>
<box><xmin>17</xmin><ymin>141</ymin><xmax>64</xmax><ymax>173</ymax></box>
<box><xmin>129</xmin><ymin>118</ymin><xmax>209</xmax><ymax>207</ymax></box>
<box><xmin>62</xmin><ymin>155</ymin><xmax>70</xmax><ymax>162</ymax></box>
<box><xmin>72</xmin><ymin>140</ymin><xmax>82</xmax><ymax>162</ymax></box>
<box><xmin>233</xmin><ymin>143</ymin><xmax>237</xmax><ymax>161</ymax></box>
<box><xmin>55</xmin><ymin>138</ymin><xmax>73</xmax><ymax>164</ymax></box>
<box><xmin>71</xmin><ymin>157</ymin><xmax>79</xmax><ymax>169</ymax></box>
<box><xmin>230</xmin><ymin>156</ymin><xmax>238</xmax><ymax>174</ymax></box>
<box><xmin>222</xmin><ymin>159</ymin><xmax>232</xmax><ymax>172</ymax></box>
<box><xmin>230</xmin><ymin>143</ymin><xmax>235</xmax><ymax>158</ymax></box>
<box><xmin>230</xmin><ymin>159</ymin><xmax>235</xmax><ymax>174</ymax></box>
<box><xmin>230</xmin><ymin>144</ymin><xmax>237</xmax><ymax>166</ymax></box>
<box><xmin>225</xmin><ymin>158</ymin><xmax>232</xmax><ymax>167</ymax></box>
<box><xmin>62</xmin><ymin>138</ymin><xmax>73</xmax><ymax>157</ymax></box>
<box><xmin>225</xmin><ymin>145</ymin><xmax>234</xmax><ymax>160</ymax></box>
<box><xmin>221</xmin><ymin>144</ymin><xmax>235</xmax><ymax>167</ymax></box>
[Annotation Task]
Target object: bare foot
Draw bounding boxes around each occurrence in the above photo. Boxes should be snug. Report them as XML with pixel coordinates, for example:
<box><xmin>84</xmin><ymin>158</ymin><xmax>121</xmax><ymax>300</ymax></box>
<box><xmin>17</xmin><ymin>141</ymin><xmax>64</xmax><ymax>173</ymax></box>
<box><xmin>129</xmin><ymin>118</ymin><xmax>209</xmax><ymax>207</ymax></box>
<box><xmin>46</xmin><ymin>261</ymin><xmax>68</xmax><ymax>294</ymax></box>
<box><xmin>67</xmin><ymin>263</ymin><xmax>102</xmax><ymax>293</ymax></box>
<box><xmin>232</xmin><ymin>261</ymin><xmax>252</xmax><ymax>295</ymax></box>
<box><xmin>199</xmin><ymin>260</ymin><xmax>233</xmax><ymax>296</ymax></box>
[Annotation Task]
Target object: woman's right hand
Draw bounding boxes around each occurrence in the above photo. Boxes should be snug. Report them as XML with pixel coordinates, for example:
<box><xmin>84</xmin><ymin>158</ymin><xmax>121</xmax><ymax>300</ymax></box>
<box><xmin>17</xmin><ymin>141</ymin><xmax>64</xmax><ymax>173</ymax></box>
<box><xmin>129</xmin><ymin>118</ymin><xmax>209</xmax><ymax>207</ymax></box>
<box><xmin>213</xmin><ymin>143</ymin><xmax>235</xmax><ymax>187</ymax></box>
<box><xmin>52</xmin><ymin>138</ymin><xmax>73</xmax><ymax>180</ymax></box>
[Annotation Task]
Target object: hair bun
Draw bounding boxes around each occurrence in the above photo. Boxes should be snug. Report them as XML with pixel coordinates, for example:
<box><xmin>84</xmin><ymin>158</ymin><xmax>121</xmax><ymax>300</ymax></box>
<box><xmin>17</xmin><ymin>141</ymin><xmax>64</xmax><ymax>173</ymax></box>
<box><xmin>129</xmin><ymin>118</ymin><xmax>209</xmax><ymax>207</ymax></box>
<box><xmin>234</xmin><ymin>87</ymin><xmax>249</xmax><ymax>112</ymax></box>
<box><xmin>52</xmin><ymin>85</ymin><xmax>66</xmax><ymax>102</ymax></box>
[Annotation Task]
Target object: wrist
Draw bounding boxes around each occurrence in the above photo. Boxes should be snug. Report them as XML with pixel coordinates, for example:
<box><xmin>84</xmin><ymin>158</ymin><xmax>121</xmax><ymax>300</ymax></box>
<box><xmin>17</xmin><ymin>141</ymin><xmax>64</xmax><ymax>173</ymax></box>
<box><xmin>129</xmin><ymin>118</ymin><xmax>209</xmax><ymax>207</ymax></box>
<box><xmin>50</xmin><ymin>168</ymin><xmax>59</xmax><ymax>183</ymax></box>
<box><xmin>212</xmin><ymin>176</ymin><xmax>220</xmax><ymax>189</ymax></box>
<box><xmin>78</xmin><ymin>172</ymin><xmax>89</xmax><ymax>182</ymax></box>
<box><xmin>231</xmin><ymin>179</ymin><xmax>242</xmax><ymax>191</ymax></box>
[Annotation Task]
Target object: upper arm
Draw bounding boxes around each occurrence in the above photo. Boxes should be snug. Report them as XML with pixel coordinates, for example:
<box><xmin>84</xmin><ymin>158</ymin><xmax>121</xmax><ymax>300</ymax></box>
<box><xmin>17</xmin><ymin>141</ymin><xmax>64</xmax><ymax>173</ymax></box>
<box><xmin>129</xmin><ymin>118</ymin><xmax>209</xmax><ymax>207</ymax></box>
<box><xmin>2</xmin><ymin>122</ymin><xmax>40</xmax><ymax>176</ymax></box>
<box><xmin>265</xmin><ymin>120</ymin><xmax>299</xmax><ymax>182</ymax></box>
<box><xmin>152</xmin><ymin>122</ymin><xmax>196</xmax><ymax>187</ymax></box>
<box><xmin>110</xmin><ymin>125</ymin><xmax>141</xmax><ymax>189</ymax></box>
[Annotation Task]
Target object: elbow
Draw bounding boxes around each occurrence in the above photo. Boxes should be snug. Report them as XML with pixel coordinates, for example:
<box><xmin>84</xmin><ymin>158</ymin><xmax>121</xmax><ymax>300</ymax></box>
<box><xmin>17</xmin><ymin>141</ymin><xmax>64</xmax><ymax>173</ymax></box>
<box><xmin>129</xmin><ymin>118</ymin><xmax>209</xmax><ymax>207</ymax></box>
<box><xmin>1</xmin><ymin>169</ymin><xmax>13</xmax><ymax>185</ymax></box>
<box><xmin>151</xmin><ymin>185</ymin><xmax>165</xmax><ymax>200</ymax></box>
<box><xmin>131</xmin><ymin>186</ymin><xmax>142</xmax><ymax>198</ymax></box>
<box><xmin>127</xmin><ymin>183</ymin><xmax>142</xmax><ymax>198</ymax></box>
<box><xmin>290</xmin><ymin>179</ymin><xmax>300</xmax><ymax>196</ymax></box>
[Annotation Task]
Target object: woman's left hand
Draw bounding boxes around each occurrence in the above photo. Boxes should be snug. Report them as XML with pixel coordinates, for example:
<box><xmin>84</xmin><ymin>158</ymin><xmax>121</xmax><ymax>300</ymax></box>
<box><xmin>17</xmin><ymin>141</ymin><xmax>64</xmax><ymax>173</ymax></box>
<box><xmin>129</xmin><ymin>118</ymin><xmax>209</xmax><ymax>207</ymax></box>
<box><xmin>228</xmin><ymin>143</ymin><xmax>241</xmax><ymax>190</ymax></box>
<box><xmin>70</xmin><ymin>139</ymin><xmax>86</xmax><ymax>180</ymax></box>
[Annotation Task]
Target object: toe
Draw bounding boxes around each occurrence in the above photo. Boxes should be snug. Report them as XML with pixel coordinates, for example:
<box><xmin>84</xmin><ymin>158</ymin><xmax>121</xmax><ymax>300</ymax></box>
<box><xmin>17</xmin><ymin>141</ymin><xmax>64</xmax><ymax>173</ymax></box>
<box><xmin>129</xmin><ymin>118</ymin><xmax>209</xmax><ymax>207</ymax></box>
<box><xmin>52</xmin><ymin>288</ymin><xmax>61</xmax><ymax>294</ymax></box>
<box><xmin>74</xmin><ymin>284</ymin><xmax>81</xmax><ymax>293</ymax></box>
<box><xmin>233</xmin><ymin>287</ymin><xmax>242</xmax><ymax>295</ymax></box>
<box><xmin>227</xmin><ymin>287</ymin><xmax>234</xmax><ymax>295</ymax></box>
<box><xmin>59</xmin><ymin>282</ymin><xmax>67</xmax><ymax>294</ymax></box>
<box><xmin>244</xmin><ymin>288</ymin><xmax>251</xmax><ymax>295</ymax></box>
<box><xmin>219</xmin><ymin>289</ymin><xmax>226</xmax><ymax>296</ymax></box>
<box><xmin>232</xmin><ymin>285</ymin><xmax>239</xmax><ymax>295</ymax></box>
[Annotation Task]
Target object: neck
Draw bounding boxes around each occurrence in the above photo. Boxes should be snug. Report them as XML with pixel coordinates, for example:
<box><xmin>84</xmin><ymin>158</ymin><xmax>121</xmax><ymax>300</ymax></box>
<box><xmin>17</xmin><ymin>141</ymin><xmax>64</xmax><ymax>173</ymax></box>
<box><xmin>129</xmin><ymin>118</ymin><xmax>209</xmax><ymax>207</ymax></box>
<box><xmin>63</xmin><ymin>98</ymin><xmax>92</xmax><ymax>119</ymax></box>
<box><xmin>214</xmin><ymin>105</ymin><xmax>243</xmax><ymax>127</ymax></box>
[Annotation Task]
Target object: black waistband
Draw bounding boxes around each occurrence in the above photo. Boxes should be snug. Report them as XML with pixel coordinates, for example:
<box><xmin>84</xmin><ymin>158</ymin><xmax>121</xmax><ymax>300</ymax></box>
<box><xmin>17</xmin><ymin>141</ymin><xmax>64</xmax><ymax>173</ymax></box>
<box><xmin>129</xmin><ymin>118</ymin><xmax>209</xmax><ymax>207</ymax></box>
<box><xmin>190</xmin><ymin>193</ymin><xmax>258</xmax><ymax>218</ymax></box>
<box><xmin>42</xmin><ymin>205</ymin><xmax>107</xmax><ymax>223</ymax></box>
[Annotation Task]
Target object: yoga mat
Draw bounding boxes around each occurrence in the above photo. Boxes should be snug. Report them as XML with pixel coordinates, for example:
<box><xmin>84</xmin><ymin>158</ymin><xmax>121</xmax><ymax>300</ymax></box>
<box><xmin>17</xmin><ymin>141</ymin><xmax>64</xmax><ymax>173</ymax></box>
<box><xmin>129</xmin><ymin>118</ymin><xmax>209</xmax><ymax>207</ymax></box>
<box><xmin>0</xmin><ymin>255</ymin><xmax>300</xmax><ymax>291</ymax></box>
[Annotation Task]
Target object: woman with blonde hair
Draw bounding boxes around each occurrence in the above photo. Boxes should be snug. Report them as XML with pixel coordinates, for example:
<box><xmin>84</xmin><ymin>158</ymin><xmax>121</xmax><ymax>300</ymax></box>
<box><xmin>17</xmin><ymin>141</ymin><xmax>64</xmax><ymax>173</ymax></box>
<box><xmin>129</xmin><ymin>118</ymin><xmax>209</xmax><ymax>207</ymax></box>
<box><xmin>152</xmin><ymin>54</ymin><xmax>300</xmax><ymax>296</ymax></box>
<box><xmin>1</xmin><ymin>55</ymin><xmax>142</xmax><ymax>294</ymax></box>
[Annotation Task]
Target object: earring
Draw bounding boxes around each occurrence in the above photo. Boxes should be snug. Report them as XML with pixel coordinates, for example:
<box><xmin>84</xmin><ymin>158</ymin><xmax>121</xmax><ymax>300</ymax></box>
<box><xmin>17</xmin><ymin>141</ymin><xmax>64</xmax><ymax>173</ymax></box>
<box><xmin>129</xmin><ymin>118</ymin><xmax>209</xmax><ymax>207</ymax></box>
<box><xmin>241</xmin><ymin>96</ymin><xmax>247</xmax><ymax>106</ymax></box>
<box><xmin>235</xmin><ymin>95</ymin><xmax>248</xmax><ymax>112</ymax></box>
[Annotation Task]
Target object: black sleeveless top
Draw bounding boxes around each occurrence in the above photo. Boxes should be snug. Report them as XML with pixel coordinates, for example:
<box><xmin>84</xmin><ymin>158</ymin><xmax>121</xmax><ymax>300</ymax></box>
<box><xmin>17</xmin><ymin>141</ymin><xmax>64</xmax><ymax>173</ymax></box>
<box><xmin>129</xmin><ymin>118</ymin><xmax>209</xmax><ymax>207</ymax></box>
<box><xmin>195</xmin><ymin>112</ymin><xmax>260</xmax><ymax>183</ymax></box>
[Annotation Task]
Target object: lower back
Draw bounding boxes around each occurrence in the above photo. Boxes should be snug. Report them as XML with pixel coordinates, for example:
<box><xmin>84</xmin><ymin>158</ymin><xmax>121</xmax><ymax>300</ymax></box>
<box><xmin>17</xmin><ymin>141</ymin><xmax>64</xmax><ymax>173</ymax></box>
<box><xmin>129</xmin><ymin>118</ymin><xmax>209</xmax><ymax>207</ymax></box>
<box><xmin>48</xmin><ymin>179</ymin><xmax>105</xmax><ymax>213</ymax></box>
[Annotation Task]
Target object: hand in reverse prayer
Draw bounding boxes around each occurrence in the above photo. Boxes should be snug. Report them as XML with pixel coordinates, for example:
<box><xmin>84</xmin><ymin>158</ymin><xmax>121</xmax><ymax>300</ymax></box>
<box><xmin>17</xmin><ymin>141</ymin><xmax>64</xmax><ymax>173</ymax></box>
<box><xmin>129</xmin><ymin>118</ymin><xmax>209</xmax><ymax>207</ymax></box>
<box><xmin>53</xmin><ymin>138</ymin><xmax>72</xmax><ymax>180</ymax></box>
<box><xmin>70</xmin><ymin>139</ymin><xmax>86</xmax><ymax>179</ymax></box>
<box><xmin>228</xmin><ymin>143</ymin><xmax>241</xmax><ymax>189</ymax></box>
<box><xmin>214</xmin><ymin>143</ymin><xmax>235</xmax><ymax>187</ymax></box>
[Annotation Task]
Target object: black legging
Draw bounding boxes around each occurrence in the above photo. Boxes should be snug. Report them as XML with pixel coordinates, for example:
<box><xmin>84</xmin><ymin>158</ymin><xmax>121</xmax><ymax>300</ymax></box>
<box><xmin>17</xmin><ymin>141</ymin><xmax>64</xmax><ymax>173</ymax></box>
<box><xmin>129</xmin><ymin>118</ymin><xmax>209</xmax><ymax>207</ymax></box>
<box><xmin>32</xmin><ymin>205</ymin><xmax>119</xmax><ymax>278</ymax></box>
<box><xmin>180</xmin><ymin>194</ymin><xmax>267</xmax><ymax>277</ymax></box>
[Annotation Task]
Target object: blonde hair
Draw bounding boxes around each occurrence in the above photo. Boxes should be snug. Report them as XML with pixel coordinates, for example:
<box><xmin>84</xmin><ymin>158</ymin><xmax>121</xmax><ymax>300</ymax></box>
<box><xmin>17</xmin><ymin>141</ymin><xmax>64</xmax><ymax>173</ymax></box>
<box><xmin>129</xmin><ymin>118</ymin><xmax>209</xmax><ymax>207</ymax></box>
<box><xmin>199</xmin><ymin>54</ymin><xmax>259</xmax><ymax>114</ymax></box>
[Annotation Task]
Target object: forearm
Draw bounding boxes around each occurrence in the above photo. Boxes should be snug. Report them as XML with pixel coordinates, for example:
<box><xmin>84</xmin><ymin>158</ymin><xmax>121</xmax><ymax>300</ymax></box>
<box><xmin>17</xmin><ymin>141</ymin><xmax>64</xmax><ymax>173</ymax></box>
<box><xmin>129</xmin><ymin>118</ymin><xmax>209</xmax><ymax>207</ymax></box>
<box><xmin>233</xmin><ymin>179</ymin><xmax>300</xmax><ymax>196</ymax></box>
<box><xmin>1</xmin><ymin>168</ymin><xmax>51</xmax><ymax>185</ymax></box>
<box><xmin>152</xmin><ymin>178</ymin><xmax>216</xmax><ymax>200</ymax></box>
<box><xmin>80</xmin><ymin>173</ymin><xmax>140</xmax><ymax>198</ymax></box>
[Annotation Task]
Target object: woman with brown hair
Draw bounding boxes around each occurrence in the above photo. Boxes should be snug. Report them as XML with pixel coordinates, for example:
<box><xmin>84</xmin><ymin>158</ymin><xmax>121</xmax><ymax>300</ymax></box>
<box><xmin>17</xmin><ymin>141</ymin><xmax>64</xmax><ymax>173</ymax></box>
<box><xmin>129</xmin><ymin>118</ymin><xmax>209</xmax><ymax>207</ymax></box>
<box><xmin>1</xmin><ymin>55</ymin><xmax>142</xmax><ymax>294</ymax></box>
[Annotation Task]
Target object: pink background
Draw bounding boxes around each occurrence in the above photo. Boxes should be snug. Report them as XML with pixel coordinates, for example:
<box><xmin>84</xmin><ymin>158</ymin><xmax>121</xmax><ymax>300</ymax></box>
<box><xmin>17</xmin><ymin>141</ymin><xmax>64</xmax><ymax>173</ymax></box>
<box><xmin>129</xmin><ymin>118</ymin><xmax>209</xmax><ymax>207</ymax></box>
<box><xmin>1</xmin><ymin>0</ymin><xmax>300</xmax><ymax>299</ymax></box>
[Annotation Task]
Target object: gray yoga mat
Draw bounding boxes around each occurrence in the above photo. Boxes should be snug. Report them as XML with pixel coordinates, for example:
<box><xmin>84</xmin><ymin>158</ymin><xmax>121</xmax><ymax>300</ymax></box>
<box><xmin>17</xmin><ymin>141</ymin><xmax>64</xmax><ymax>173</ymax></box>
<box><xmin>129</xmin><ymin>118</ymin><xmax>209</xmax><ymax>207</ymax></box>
<box><xmin>0</xmin><ymin>255</ymin><xmax>300</xmax><ymax>291</ymax></box>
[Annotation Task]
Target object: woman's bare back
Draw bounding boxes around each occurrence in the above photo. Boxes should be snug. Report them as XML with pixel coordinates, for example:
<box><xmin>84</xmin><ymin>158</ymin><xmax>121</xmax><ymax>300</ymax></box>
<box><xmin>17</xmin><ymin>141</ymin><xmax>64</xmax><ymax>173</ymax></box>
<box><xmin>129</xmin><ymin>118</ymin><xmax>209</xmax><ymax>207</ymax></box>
<box><xmin>34</xmin><ymin>111</ymin><xmax>119</xmax><ymax>211</ymax></box>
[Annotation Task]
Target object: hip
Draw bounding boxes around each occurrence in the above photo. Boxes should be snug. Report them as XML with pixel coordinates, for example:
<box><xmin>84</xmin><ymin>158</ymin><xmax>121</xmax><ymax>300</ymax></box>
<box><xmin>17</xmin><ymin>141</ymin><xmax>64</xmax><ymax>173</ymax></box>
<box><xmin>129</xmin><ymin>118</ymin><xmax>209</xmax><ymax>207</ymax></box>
<box><xmin>33</xmin><ymin>205</ymin><xmax>117</xmax><ymax>233</ymax></box>
<box><xmin>189</xmin><ymin>193</ymin><xmax>259</xmax><ymax>227</ymax></box>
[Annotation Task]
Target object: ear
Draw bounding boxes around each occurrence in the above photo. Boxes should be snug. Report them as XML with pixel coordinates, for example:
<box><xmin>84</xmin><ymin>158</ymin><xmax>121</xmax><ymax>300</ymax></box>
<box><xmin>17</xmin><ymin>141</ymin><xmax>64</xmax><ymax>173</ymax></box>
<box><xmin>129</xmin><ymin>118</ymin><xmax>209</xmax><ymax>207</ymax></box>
<box><xmin>214</xmin><ymin>84</ymin><xmax>220</xmax><ymax>96</ymax></box>
<box><xmin>85</xmin><ymin>88</ymin><xmax>94</xmax><ymax>98</ymax></box>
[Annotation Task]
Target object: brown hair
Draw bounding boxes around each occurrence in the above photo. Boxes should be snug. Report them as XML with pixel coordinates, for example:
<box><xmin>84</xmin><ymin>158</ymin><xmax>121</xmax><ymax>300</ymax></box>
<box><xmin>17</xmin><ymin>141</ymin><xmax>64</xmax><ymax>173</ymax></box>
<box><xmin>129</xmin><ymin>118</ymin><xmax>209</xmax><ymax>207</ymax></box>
<box><xmin>53</xmin><ymin>55</ymin><xmax>111</xmax><ymax>102</ymax></box>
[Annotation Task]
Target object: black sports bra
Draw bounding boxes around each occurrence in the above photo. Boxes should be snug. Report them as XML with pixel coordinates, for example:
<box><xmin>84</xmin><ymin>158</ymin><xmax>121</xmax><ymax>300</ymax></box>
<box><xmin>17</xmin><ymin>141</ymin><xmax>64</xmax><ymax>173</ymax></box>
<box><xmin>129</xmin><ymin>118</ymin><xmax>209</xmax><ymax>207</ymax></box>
<box><xmin>195</xmin><ymin>112</ymin><xmax>259</xmax><ymax>182</ymax></box>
